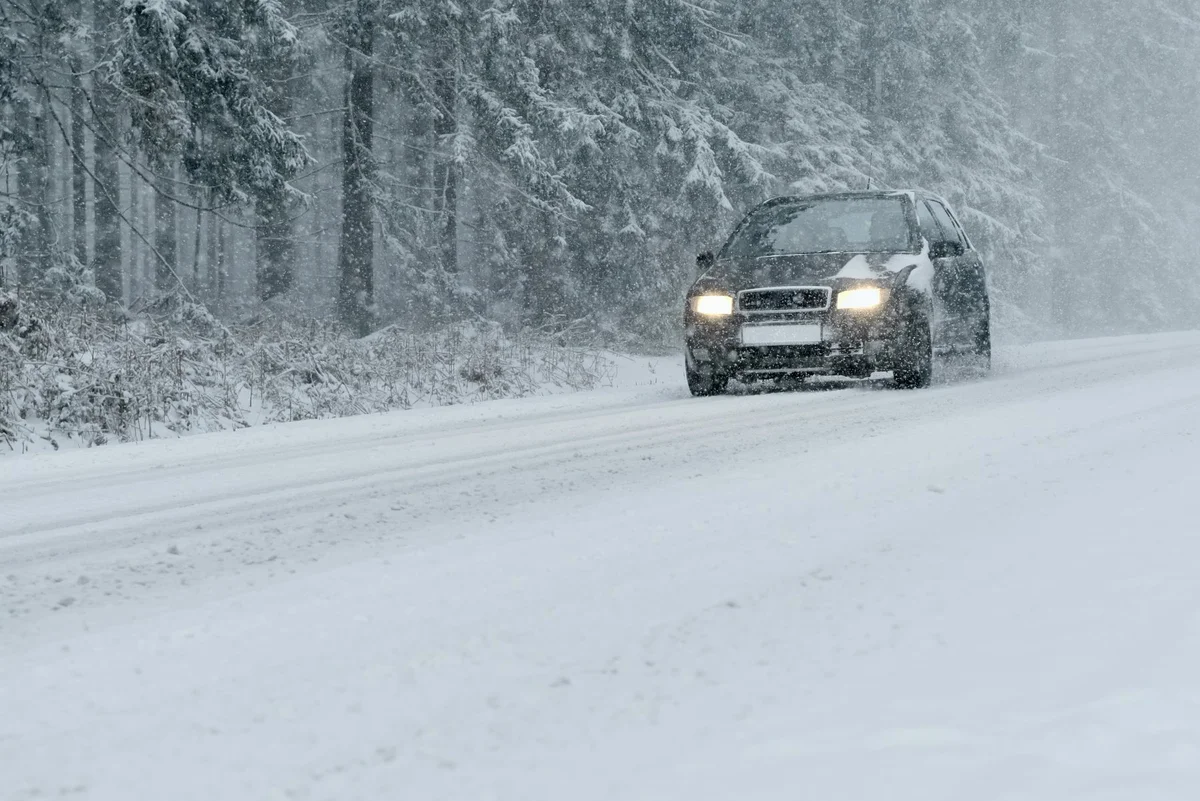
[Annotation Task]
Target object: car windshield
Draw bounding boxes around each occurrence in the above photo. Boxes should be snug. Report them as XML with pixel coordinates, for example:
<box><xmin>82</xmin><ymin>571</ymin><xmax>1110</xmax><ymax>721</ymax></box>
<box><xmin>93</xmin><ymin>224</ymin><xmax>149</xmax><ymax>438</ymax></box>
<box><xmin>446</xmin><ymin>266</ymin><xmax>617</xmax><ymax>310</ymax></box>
<box><xmin>720</xmin><ymin>197</ymin><xmax>913</xmax><ymax>259</ymax></box>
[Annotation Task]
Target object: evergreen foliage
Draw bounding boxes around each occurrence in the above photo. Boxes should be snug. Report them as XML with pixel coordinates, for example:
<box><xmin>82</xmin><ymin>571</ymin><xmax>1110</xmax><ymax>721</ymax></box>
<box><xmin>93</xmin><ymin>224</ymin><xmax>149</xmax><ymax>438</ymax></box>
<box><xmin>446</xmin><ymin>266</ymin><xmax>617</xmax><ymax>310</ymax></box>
<box><xmin>115</xmin><ymin>0</ymin><xmax>308</xmax><ymax>208</ymax></box>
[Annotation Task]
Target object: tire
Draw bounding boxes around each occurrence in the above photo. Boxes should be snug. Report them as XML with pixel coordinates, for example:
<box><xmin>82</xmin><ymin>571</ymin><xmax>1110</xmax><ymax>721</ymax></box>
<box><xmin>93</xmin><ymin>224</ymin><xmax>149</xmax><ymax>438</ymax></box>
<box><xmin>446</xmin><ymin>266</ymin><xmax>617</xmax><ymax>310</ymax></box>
<box><xmin>687</xmin><ymin>366</ymin><xmax>730</xmax><ymax>397</ymax></box>
<box><xmin>892</xmin><ymin>317</ymin><xmax>933</xmax><ymax>390</ymax></box>
<box><xmin>974</xmin><ymin>313</ymin><xmax>993</xmax><ymax>372</ymax></box>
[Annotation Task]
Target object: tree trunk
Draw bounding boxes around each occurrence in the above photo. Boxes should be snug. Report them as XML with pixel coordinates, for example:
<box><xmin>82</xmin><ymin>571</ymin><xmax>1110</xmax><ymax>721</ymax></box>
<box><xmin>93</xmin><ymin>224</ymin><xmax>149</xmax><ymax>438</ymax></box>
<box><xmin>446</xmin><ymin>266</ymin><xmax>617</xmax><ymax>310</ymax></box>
<box><xmin>14</xmin><ymin>93</ymin><xmax>51</xmax><ymax>287</ymax></box>
<box><xmin>433</xmin><ymin>48</ymin><xmax>458</xmax><ymax>278</ymax></box>
<box><xmin>155</xmin><ymin>165</ymin><xmax>177</xmax><ymax>294</ymax></box>
<box><xmin>71</xmin><ymin>62</ymin><xmax>88</xmax><ymax>268</ymax></box>
<box><xmin>92</xmin><ymin>27</ymin><xmax>123</xmax><ymax>305</ymax></box>
<box><xmin>213</xmin><ymin>214</ymin><xmax>227</xmax><ymax>313</ymax></box>
<box><xmin>1048</xmin><ymin>1</ymin><xmax>1074</xmax><ymax>333</ymax></box>
<box><xmin>255</xmin><ymin>58</ymin><xmax>296</xmax><ymax>302</ymax></box>
<box><xmin>861</xmin><ymin>0</ymin><xmax>886</xmax><ymax>119</ymax></box>
<box><xmin>129</xmin><ymin>169</ymin><xmax>142</xmax><ymax>300</ymax></box>
<box><xmin>336</xmin><ymin>1</ymin><xmax>376</xmax><ymax>336</ymax></box>
<box><xmin>256</xmin><ymin>189</ymin><xmax>293</xmax><ymax>301</ymax></box>
<box><xmin>206</xmin><ymin>207</ymin><xmax>218</xmax><ymax>304</ymax></box>
<box><xmin>190</xmin><ymin>201</ymin><xmax>203</xmax><ymax>294</ymax></box>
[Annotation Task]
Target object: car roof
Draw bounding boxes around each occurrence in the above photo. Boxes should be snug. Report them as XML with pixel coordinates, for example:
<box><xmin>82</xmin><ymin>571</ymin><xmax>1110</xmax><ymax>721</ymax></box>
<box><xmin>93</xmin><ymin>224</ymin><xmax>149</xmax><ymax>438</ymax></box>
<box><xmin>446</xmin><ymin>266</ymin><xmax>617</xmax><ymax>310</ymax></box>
<box><xmin>760</xmin><ymin>189</ymin><xmax>952</xmax><ymax>207</ymax></box>
<box><xmin>736</xmin><ymin>189</ymin><xmax>970</xmax><ymax>250</ymax></box>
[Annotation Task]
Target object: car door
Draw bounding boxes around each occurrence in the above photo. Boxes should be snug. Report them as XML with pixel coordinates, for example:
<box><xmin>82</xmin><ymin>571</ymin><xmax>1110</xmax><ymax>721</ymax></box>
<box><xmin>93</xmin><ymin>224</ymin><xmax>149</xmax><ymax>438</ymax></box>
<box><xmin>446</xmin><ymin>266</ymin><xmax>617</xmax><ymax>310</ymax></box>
<box><xmin>914</xmin><ymin>198</ymin><xmax>957</xmax><ymax>348</ymax></box>
<box><xmin>931</xmin><ymin>199</ymin><xmax>988</xmax><ymax>352</ymax></box>
<box><xmin>923</xmin><ymin>199</ymin><xmax>976</xmax><ymax>351</ymax></box>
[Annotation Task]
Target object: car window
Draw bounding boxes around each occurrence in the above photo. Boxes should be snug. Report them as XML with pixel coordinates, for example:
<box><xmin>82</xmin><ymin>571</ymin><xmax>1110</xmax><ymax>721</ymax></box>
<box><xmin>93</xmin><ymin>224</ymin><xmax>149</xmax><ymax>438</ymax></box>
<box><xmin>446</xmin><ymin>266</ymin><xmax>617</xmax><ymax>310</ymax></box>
<box><xmin>926</xmin><ymin>200</ymin><xmax>964</xmax><ymax>247</ymax></box>
<box><xmin>941</xmin><ymin>203</ymin><xmax>972</xmax><ymax>249</ymax></box>
<box><xmin>720</xmin><ymin>197</ymin><xmax>914</xmax><ymax>258</ymax></box>
<box><xmin>916</xmin><ymin>201</ymin><xmax>942</xmax><ymax>246</ymax></box>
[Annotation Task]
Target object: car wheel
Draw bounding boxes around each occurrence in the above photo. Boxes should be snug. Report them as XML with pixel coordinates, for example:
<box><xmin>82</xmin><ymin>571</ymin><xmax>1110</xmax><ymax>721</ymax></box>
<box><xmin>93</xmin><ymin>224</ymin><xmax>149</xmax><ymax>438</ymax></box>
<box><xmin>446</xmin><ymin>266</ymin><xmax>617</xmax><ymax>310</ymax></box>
<box><xmin>975</xmin><ymin>314</ymin><xmax>992</xmax><ymax>371</ymax></box>
<box><xmin>892</xmin><ymin>317</ymin><xmax>933</xmax><ymax>390</ymax></box>
<box><xmin>687</xmin><ymin>366</ymin><xmax>729</xmax><ymax>397</ymax></box>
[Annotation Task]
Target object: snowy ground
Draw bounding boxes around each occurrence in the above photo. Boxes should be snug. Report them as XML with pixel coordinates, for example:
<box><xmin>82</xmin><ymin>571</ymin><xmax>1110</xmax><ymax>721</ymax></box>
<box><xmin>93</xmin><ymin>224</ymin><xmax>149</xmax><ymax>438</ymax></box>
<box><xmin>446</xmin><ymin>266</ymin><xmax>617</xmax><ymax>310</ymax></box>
<box><xmin>3</xmin><ymin>333</ymin><xmax>1200</xmax><ymax>800</ymax></box>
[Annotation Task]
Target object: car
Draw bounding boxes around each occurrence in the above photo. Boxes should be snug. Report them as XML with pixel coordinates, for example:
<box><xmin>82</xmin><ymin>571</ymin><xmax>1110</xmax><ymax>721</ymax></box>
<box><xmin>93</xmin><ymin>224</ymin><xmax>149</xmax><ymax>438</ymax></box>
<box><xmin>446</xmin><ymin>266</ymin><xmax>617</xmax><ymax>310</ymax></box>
<box><xmin>684</xmin><ymin>190</ymin><xmax>991</xmax><ymax>396</ymax></box>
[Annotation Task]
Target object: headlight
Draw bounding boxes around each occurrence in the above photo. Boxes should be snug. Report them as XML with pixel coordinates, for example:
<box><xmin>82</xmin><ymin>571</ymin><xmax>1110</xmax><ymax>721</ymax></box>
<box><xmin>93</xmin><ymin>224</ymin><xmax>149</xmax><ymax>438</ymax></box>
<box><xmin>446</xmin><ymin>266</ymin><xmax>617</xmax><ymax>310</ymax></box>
<box><xmin>837</xmin><ymin>287</ymin><xmax>883</xmax><ymax>310</ymax></box>
<box><xmin>692</xmin><ymin>294</ymin><xmax>734</xmax><ymax>316</ymax></box>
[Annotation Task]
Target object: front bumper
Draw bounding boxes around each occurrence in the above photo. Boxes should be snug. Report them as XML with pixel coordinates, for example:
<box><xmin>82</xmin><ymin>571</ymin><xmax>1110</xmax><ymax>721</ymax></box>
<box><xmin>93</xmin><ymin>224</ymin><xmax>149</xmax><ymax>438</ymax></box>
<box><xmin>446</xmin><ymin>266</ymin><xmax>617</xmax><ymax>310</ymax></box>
<box><xmin>685</xmin><ymin>311</ymin><xmax>900</xmax><ymax>380</ymax></box>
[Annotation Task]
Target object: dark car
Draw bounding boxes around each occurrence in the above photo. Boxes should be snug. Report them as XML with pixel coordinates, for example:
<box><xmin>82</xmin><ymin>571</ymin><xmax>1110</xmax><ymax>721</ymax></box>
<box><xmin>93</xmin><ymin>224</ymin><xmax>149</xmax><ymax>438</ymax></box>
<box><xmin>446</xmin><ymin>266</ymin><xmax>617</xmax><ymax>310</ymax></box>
<box><xmin>684</xmin><ymin>190</ymin><xmax>990</xmax><ymax>395</ymax></box>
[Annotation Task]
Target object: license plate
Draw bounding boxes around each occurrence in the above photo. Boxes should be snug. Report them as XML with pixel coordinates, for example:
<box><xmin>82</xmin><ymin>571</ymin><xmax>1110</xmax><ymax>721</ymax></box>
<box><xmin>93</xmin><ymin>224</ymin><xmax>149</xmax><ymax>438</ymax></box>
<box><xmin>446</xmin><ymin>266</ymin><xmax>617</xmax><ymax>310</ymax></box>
<box><xmin>741</xmin><ymin>323</ymin><xmax>823</xmax><ymax>346</ymax></box>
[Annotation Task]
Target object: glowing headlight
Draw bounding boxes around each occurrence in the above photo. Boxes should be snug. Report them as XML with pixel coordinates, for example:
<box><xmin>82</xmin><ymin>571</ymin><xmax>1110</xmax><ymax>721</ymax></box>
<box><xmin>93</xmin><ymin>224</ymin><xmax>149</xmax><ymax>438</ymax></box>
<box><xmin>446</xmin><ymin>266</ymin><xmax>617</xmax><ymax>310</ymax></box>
<box><xmin>837</xmin><ymin>287</ymin><xmax>883</xmax><ymax>310</ymax></box>
<box><xmin>692</xmin><ymin>294</ymin><xmax>734</xmax><ymax>316</ymax></box>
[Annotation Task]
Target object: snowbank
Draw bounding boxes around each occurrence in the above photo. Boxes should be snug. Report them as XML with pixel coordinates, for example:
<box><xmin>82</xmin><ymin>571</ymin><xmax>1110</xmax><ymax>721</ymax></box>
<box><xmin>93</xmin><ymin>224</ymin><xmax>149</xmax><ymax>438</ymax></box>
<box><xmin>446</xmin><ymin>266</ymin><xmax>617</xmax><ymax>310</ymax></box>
<box><xmin>0</xmin><ymin>298</ymin><xmax>662</xmax><ymax>456</ymax></box>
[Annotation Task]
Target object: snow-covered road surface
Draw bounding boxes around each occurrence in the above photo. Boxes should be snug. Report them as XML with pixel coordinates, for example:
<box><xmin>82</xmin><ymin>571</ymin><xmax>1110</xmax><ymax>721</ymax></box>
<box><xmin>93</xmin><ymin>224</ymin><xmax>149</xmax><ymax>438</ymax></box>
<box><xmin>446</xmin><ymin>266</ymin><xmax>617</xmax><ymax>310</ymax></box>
<box><xmin>4</xmin><ymin>333</ymin><xmax>1200</xmax><ymax>800</ymax></box>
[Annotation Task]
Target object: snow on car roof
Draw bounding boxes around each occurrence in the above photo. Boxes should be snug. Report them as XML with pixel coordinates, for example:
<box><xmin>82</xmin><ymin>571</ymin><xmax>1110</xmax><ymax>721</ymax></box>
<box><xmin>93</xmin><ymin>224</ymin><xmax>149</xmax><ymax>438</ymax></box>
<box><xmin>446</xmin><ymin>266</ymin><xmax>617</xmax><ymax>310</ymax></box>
<box><xmin>762</xmin><ymin>189</ymin><xmax>920</xmax><ymax>204</ymax></box>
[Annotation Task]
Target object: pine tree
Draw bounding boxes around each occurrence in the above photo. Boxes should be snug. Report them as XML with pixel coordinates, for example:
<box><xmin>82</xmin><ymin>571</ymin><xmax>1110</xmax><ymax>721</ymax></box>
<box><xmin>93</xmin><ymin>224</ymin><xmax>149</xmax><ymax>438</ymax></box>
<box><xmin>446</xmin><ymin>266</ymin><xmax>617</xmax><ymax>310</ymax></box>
<box><xmin>254</xmin><ymin>28</ymin><xmax>302</xmax><ymax>302</ymax></box>
<box><xmin>114</xmin><ymin>0</ymin><xmax>308</xmax><ymax>299</ymax></box>
<box><xmin>336</xmin><ymin>0</ymin><xmax>377</xmax><ymax>336</ymax></box>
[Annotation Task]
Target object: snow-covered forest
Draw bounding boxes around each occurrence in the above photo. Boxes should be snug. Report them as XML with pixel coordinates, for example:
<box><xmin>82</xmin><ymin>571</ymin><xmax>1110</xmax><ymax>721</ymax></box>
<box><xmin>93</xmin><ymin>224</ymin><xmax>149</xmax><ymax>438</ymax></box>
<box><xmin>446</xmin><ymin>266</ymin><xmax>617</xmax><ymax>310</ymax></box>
<box><xmin>4</xmin><ymin>0</ymin><xmax>1200</xmax><ymax>335</ymax></box>
<box><xmin>2</xmin><ymin>0</ymin><xmax>1200</xmax><ymax>448</ymax></box>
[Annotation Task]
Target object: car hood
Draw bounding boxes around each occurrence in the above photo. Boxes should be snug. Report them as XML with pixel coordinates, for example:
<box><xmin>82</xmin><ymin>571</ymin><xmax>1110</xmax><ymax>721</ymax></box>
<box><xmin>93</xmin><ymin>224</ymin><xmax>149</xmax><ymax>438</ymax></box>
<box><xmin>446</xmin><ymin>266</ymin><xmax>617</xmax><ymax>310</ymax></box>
<box><xmin>699</xmin><ymin>252</ymin><xmax>925</xmax><ymax>293</ymax></box>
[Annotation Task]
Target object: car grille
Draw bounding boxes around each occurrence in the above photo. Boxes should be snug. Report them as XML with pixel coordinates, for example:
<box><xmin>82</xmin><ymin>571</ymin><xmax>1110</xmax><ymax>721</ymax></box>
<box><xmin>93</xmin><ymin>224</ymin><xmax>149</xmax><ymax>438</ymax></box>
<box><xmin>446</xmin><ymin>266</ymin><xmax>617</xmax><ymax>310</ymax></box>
<box><xmin>739</xmin><ymin>287</ymin><xmax>831</xmax><ymax>312</ymax></box>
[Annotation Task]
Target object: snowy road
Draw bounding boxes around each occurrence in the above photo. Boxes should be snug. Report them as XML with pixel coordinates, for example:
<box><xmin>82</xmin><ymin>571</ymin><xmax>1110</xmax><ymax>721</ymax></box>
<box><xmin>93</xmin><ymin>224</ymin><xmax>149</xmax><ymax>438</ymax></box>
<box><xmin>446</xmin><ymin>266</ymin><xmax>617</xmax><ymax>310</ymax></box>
<box><xmin>4</xmin><ymin>333</ymin><xmax>1200</xmax><ymax>800</ymax></box>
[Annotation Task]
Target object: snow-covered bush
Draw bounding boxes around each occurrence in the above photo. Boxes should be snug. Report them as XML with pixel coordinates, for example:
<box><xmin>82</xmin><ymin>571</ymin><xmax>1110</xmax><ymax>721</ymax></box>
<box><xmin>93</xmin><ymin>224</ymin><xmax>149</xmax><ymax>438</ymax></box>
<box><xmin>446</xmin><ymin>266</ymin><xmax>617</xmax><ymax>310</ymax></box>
<box><xmin>0</xmin><ymin>297</ymin><xmax>616</xmax><ymax>455</ymax></box>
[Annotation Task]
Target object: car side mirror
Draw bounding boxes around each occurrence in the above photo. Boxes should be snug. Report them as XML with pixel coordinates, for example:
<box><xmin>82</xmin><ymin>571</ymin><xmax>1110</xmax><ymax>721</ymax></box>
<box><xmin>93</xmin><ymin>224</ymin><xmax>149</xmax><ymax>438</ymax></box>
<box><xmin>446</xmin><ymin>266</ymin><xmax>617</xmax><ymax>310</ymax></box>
<box><xmin>696</xmin><ymin>251</ymin><xmax>716</xmax><ymax>271</ymax></box>
<box><xmin>929</xmin><ymin>240</ymin><xmax>965</xmax><ymax>259</ymax></box>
